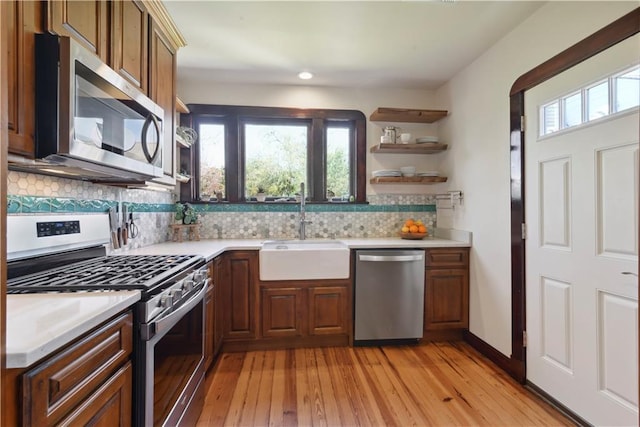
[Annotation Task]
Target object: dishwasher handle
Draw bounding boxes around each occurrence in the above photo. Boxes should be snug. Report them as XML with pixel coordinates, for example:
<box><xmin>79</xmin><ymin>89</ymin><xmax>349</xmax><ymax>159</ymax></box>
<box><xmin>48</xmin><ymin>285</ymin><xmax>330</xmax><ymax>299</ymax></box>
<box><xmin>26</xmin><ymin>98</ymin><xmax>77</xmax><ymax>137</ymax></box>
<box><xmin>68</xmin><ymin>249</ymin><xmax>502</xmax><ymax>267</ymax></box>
<box><xmin>358</xmin><ymin>254</ymin><xmax>424</xmax><ymax>262</ymax></box>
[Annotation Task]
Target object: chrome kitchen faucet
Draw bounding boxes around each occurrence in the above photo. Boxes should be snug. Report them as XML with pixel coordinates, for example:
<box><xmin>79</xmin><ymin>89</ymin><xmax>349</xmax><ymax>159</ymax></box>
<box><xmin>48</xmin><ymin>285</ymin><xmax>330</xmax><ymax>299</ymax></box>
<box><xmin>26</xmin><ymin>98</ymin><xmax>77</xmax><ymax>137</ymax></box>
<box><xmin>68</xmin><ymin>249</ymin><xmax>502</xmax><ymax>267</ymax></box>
<box><xmin>299</xmin><ymin>182</ymin><xmax>312</xmax><ymax>240</ymax></box>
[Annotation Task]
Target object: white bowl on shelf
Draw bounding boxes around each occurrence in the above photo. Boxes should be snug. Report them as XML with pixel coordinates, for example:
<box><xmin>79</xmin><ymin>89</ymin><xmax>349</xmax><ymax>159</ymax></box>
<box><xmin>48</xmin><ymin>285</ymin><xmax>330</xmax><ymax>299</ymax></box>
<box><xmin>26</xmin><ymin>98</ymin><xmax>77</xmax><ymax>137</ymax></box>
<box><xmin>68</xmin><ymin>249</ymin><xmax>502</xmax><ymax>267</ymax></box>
<box><xmin>400</xmin><ymin>166</ymin><xmax>416</xmax><ymax>176</ymax></box>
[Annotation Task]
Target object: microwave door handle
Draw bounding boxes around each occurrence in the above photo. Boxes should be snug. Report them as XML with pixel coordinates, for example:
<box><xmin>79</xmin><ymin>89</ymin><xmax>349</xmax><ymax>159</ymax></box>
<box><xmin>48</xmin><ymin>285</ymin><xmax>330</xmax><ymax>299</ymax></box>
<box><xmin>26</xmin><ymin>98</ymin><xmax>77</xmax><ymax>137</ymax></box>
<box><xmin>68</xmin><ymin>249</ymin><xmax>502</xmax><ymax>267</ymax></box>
<box><xmin>141</xmin><ymin>114</ymin><xmax>161</xmax><ymax>164</ymax></box>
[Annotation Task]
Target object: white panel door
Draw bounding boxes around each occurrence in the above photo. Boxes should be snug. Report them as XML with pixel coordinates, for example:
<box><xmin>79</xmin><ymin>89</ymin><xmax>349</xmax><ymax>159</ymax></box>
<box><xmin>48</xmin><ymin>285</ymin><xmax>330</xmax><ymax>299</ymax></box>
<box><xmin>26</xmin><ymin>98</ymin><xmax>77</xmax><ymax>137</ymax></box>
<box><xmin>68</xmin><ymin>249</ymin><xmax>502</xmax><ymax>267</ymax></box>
<box><xmin>525</xmin><ymin>34</ymin><xmax>639</xmax><ymax>426</ymax></box>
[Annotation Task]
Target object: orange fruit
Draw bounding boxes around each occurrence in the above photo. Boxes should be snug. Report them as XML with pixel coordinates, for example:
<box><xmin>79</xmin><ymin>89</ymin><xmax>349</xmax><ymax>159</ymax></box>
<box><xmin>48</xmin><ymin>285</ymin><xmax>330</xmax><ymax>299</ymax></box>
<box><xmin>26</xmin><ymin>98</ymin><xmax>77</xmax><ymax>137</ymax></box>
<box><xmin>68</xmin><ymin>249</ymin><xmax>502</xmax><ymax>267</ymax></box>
<box><xmin>401</xmin><ymin>226</ymin><xmax>409</xmax><ymax>233</ymax></box>
<box><xmin>409</xmin><ymin>225</ymin><xmax>419</xmax><ymax>233</ymax></box>
<box><xmin>404</xmin><ymin>219</ymin><xmax>415</xmax><ymax>227</ymax></box>
<box><xmin>418</xmin><ymin>225</ymin><xmax>427</xmax><ymax>233</ymax></box>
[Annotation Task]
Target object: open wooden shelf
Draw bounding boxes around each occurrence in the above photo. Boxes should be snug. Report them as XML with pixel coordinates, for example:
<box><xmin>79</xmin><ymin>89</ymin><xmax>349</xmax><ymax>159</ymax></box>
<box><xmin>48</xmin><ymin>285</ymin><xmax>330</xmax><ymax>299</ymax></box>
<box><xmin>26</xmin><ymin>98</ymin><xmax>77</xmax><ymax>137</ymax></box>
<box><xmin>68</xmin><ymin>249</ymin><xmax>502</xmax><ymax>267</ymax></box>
<box><xmin>370</xmin><ymin>176</ymin><xmax>447</xmax><ymax>184</ymax></box>
<box><xmin>369</xmin><ymin>107</ymin><xmax>448</xmax><ymax>123</ymax></box>
<box><xmin>370</xmin><ymin>143</ymin><xmax>447</xmax><ymax>154</ymax></box>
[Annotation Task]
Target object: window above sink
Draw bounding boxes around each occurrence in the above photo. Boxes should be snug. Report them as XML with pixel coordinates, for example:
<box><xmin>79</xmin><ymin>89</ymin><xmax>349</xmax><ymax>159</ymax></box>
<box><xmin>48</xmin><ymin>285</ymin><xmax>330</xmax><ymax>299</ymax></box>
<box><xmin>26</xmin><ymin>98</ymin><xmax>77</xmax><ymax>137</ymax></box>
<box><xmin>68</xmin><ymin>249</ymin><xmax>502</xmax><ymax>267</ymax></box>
<box><xmin>180</xmin><ymin>105</ymin><xmax>367</xmax><ymax>203</ymax></box>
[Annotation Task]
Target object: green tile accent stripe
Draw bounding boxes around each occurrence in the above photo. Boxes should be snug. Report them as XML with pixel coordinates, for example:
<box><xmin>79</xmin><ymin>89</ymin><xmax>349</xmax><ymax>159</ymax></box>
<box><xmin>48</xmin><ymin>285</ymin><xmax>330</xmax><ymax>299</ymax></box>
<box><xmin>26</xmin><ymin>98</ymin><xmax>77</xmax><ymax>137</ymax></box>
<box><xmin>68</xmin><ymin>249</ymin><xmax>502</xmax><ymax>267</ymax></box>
<box><xmin>7</xmin><ymin>195</ymin><xmax>436</xmax><ymax>214</ymax></box>
<box><xmin>190</xmin><ymin>203</ymin><xmax>435</xmax><ymax>213</ymax></box>
<box><xmin>7</xmin><ymin>195</ymin><xmax>117</xmax><ymax>214</ymax></box>
<box><xmin>126</xmin><ymin>202</ymin><xmax>176</xmax><ymax>213</ymax></box>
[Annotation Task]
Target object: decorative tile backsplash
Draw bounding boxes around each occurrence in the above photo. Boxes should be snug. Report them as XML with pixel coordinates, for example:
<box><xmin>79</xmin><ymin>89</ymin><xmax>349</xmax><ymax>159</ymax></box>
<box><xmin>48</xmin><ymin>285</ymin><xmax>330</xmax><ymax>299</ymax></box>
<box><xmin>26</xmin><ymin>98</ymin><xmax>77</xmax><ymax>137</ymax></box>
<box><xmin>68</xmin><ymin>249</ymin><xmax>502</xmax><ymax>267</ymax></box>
<box><xmin>7</xmin><ymin>171</ymin><xmax>439</xmax><ymax>243</ymax></box>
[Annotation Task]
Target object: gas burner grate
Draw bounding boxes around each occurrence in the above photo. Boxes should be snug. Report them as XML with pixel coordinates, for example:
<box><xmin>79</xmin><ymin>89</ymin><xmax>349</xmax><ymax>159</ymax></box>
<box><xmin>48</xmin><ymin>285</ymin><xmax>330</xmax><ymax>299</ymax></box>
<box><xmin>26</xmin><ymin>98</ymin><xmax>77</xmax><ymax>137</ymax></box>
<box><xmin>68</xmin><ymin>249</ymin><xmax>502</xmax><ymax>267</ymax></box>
<box><xmin>7</xmin><ymin>255</ymin><xmax>203</xmax><ymax>293</ymax></box>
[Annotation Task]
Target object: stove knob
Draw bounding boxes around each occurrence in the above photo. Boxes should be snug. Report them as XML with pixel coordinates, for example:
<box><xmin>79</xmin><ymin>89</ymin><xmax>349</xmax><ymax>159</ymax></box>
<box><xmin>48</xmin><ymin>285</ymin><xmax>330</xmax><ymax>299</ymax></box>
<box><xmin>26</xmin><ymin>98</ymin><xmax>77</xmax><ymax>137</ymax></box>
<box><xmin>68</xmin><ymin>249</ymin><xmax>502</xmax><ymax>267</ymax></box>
<box><xmin>160</xmin><ymin>294</ymin><xmax>173</xmax><ymax>309</ymax></box>
<box><xmin>171</xmin><ymin>289</ymin><xmax>183</xmax><ymax>301</ymax></box>
<box><xmin>182</xmin><ymin>279</ymin><xmax>194</xmax><ymax>292</ymax></box>
<box><xmin>194</xmin><ymin>270</ymin><xmax>207</xmax><ymax>282</ymax></box>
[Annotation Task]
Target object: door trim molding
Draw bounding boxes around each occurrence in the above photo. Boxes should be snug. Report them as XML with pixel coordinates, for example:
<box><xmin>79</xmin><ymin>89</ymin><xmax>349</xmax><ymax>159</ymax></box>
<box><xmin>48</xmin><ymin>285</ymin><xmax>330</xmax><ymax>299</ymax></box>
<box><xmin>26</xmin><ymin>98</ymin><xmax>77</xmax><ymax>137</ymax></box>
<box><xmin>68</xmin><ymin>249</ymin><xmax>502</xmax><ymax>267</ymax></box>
<box><xmin>508</xmin><ymin>7</ymin><xmax>640</xmax><ymax>383</ymax></box>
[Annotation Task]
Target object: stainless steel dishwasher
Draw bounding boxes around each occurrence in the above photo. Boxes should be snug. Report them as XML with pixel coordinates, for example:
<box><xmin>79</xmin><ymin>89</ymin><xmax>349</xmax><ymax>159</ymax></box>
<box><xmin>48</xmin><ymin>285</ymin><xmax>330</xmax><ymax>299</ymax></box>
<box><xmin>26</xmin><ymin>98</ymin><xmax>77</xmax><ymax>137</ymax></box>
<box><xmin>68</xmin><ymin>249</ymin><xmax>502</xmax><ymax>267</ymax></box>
<box><xmin>354</xmin><ymin>249</ymin><xmax>425</xmax><ymax>344</ymax></box>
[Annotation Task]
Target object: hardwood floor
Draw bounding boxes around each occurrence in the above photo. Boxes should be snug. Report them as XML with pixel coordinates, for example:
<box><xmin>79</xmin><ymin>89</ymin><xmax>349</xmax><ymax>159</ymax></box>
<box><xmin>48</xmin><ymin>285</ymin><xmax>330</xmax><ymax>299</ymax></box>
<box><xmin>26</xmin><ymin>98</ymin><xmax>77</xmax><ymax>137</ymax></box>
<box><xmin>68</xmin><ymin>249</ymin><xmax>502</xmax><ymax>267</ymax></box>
<box><xmin>197</xmin><ymin>342</ymin><xmax>574</xmax><ymax>426</ymax></box>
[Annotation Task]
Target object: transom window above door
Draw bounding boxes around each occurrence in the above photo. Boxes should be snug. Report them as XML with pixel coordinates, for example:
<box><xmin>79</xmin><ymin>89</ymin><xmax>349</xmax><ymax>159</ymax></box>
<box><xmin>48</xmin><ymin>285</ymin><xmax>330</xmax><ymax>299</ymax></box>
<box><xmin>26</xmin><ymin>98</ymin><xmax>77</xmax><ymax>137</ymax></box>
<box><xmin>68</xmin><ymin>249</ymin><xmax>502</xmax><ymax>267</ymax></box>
<box><xmin>539</xmin><ymin>64</ymin><xmax>639</xmax><ymax>137</ymax></box>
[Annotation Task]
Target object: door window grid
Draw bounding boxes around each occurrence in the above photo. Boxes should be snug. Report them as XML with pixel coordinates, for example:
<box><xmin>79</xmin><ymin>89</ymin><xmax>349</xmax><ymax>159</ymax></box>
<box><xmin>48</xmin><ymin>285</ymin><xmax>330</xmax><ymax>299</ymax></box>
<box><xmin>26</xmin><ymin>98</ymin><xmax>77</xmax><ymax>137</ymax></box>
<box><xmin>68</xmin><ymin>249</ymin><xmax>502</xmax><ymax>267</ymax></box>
<box><xmin>539</xmin><ymin>64</ymin><xmax>639</xmax><ymax>137</ymax></box>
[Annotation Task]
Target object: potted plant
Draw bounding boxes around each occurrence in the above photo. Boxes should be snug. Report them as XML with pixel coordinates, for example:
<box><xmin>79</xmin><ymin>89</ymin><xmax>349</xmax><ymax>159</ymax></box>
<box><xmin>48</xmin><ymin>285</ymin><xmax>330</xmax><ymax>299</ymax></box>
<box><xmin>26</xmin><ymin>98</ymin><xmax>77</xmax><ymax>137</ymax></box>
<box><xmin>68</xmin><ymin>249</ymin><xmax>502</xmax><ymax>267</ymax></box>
<box><xmin>175</xmin><ymin>202</ymin><xmax>198</xmax><ymax>224</ymax></box>
<box><xmin>256</xmin><ymin>187</ymin><xmax>267</xmax><ymax>202</ymax></box>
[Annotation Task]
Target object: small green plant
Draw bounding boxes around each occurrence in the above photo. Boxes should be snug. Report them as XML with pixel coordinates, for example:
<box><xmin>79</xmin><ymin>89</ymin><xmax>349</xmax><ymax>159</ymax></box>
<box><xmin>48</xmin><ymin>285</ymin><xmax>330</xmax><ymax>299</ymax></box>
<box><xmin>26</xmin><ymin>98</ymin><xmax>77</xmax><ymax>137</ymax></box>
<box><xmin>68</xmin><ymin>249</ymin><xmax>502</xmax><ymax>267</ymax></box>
<box><xmin>175</xmin><ymin>202</ymin><xmax>198</xmax><ymax>224</ymax></box>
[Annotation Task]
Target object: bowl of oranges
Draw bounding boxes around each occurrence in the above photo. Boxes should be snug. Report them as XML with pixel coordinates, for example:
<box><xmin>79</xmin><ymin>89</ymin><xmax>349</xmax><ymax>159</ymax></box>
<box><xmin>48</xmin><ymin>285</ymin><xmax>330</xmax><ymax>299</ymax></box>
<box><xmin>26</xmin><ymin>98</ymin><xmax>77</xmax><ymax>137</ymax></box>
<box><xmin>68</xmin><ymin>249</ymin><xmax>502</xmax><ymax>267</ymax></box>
<box><xmin>400</xmin><ymin>219</ymin><xmax>428</xmax><ymax>240</ymax></box>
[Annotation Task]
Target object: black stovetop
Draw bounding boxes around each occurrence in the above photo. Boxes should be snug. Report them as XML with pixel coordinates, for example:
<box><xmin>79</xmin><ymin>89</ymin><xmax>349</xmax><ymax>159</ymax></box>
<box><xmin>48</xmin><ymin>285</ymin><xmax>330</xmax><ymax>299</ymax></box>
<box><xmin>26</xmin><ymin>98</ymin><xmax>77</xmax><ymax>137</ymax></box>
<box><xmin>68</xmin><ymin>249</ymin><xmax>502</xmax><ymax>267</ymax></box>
<box><xmin>7</xmin><ymin>254</ymin><xmax>204</xmax><ymax>294</ymax></box>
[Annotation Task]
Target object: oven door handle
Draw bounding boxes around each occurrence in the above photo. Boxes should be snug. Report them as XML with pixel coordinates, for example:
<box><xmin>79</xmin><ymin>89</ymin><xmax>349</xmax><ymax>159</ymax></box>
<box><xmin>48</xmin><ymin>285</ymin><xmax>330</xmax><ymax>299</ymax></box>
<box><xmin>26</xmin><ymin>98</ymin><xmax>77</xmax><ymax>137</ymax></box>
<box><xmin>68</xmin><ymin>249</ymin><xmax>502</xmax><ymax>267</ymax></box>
<box><xmin>152</xmin><ymin>284</ymin><xmax>206</xmax><ymax>337</ymax></box>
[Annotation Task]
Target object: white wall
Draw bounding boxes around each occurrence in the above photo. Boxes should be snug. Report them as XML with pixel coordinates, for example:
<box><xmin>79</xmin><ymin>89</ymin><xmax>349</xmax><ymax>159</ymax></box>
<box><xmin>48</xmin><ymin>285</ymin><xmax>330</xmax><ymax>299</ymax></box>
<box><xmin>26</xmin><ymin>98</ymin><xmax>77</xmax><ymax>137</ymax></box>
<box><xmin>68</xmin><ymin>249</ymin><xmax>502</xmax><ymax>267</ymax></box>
<box><xmin>178</xmin><ymin>1</ymin><xmax>637</xmax><ymax>357</ymax></box>
<box><xmin>177</xmin><ymin>82</ymin><xmax>452</xmax><ymax>196</ymax></box>
<box><xmin>435</xmin><ymin>1</ymin><xmax>638</xmax><ymax>356</ymax></box>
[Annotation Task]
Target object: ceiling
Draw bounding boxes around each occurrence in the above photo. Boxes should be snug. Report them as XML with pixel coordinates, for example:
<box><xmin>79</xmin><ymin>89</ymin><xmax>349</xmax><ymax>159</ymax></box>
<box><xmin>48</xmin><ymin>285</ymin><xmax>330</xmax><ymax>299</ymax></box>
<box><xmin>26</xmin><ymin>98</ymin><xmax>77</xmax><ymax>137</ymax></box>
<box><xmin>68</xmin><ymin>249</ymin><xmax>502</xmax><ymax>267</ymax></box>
<box><xmin>163</xmin><ymin>1</ymin><xmax>544</xmax><ymax>90</ymax></box>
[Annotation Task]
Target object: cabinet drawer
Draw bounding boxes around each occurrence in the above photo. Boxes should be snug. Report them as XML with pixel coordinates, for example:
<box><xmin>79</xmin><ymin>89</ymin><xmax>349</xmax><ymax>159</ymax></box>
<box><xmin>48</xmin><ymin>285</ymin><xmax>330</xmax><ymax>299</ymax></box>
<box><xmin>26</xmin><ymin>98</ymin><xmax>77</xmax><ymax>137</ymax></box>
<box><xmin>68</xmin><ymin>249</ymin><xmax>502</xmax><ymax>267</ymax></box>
<box><xmin>22</xmin><ymin>312</ymin><xmax>133</xmax><ymax>426</ymax></box>
<box><xmin>58</xmin><ymin>361</ymin><xmax>133</xmax><ymax>426</ymax></box>
<box><xmin>425</xmin><ymin>248</ymin><xmax>469</xmax><ymax>268</ymax></box>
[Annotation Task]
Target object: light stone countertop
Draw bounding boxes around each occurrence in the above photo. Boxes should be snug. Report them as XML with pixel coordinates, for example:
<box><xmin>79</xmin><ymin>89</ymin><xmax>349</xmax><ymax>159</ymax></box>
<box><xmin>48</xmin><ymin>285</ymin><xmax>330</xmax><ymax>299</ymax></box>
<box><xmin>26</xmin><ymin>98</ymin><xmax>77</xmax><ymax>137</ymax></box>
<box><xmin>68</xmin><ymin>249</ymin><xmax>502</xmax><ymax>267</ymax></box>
<box><xmin>6</xmin><ymin>230</ymin><xmax>470</xmax><ymax>369</ymax></box>
<box><xmin>121</xmin><ymin>229</ymin><xmax>471</xmax><ymax>262</ymax></box>
<box><xmin>6</xmin><ymin>291</ymin><xmax>141</xmax><ymax>369</ymax></box>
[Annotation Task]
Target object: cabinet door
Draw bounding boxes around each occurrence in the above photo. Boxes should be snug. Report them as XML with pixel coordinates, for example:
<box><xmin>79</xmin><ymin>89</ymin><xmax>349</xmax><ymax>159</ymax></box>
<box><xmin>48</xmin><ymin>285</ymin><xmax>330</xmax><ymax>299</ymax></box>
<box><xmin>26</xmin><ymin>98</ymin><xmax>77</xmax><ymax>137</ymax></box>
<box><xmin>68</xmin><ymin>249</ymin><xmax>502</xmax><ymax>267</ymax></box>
<box><xmin>213</xmin><ymin>257</ymin><xmax>224</xmax><ymax>354</ymax></box>
<box><xmin>221</xmin><ymin>252</ymin><xmax>259</xmax><ymax>340</ymax></box>
<box><xmin>58</xmin><ymin>362</ymin><xmax>133</xmax><ymax>426</ymax></box>
<box><xmin>6</xmin><ymin>0</ymin><xmax>38</xmax><ymax>156</ymax></box>
<box><xmin>111</xmin><ymin>0</ymin><xmax>148</xmax><ymax>92</ymax></box>
<box><xmin>148</xmin><ymin>20</ymin><xmax>176</xmax><ymax>185</ymax></box>
<box><xmin>424</xmin><ymin>268</ymin><xmax>469</xmax><ymax>330</ymax></box>
<box><xmin>204</xmin><ymin>284</ymin><xmax>215</xmax><ymax>371</ymax></box>
<box><xmin>22</xmin><ymin>312</ymin><xmax>133</xmax><ymax>426</ymax></box>
<box><xmin>261</xmin><ymin>288</ymin><xmax>305</xmax><ymax>338</ymax></box>
<box><xmin>46</xmin><ymin>0</ymin><xmax>108</xmax><ymax>62</ymax></box>
<box><xmin>308</xmin><ymin>286</ymin><xmax>348</xmax><ymax>336</ymax></box>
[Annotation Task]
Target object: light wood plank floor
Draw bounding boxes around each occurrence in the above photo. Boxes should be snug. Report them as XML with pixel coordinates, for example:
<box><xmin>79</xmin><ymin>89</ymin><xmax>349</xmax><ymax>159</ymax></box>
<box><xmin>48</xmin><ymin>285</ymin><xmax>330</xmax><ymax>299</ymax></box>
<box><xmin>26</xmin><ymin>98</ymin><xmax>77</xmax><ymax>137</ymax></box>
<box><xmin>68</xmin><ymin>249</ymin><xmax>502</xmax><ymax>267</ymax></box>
<box><xmin>197</xmin><ymin>342</ymin><xmax>574</xmax><ymax>426</ymax></box>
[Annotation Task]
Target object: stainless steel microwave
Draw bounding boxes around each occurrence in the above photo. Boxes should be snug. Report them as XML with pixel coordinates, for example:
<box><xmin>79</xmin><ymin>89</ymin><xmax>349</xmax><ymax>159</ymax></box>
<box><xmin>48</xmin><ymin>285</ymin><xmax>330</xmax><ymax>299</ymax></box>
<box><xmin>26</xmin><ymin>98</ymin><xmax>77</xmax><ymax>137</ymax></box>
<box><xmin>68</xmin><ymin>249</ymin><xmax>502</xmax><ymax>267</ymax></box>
<box><xmin>17</xmin><ymin>34</ymin><xmax>164</xmax><ymax>183</ymax></box>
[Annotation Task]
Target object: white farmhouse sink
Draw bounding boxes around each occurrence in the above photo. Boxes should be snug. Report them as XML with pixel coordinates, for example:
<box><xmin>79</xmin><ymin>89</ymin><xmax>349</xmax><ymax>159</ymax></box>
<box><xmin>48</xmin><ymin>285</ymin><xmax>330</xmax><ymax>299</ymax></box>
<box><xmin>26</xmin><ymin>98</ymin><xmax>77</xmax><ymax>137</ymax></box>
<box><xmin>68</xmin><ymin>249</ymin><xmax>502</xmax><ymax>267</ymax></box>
<box><xmin>259</xmin><ymin>240</ymin><xmax>350</xmax><ymax>281</ymax></box>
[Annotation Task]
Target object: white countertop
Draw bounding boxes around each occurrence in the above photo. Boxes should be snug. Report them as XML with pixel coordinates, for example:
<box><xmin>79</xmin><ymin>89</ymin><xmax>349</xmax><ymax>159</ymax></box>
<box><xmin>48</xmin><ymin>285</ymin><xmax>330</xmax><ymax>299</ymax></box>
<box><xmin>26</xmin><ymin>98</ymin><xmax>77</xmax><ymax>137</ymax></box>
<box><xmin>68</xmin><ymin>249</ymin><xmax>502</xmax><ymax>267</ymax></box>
<box><xmin>6</xmin><ymin>291</ymin><xmax>141</xmax><ymax>369</ymax></box>
<box><xmin>6</xmin><ymin>230</ymin><xmax>470</xmax><ymax>369</ymax></box>
<box><xmin>121</xmin><ymin>230</ymin><xmax>471</xmax><ymax>262</ymax></box>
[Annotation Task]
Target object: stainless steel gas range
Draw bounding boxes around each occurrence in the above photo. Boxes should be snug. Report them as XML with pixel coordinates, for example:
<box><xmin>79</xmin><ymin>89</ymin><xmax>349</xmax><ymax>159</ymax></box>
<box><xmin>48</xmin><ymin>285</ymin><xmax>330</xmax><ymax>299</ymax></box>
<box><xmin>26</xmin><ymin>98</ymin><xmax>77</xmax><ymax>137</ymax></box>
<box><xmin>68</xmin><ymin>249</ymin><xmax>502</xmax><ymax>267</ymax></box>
<box><xmin>7</xmin><ymin>214</ymin><xmax>208</xmax><ymax>426</ymax></box>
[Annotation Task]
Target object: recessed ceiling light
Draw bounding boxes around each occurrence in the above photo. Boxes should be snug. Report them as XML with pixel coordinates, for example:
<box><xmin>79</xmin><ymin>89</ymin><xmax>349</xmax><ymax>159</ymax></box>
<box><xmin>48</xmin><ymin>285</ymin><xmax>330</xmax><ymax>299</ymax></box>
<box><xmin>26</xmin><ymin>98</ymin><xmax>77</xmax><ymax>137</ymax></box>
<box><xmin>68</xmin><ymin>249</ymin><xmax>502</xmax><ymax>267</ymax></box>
<box><xmin>298</xmin><ymin>71</ymin><xmax>313</xmax><ymax>80</ymax></box>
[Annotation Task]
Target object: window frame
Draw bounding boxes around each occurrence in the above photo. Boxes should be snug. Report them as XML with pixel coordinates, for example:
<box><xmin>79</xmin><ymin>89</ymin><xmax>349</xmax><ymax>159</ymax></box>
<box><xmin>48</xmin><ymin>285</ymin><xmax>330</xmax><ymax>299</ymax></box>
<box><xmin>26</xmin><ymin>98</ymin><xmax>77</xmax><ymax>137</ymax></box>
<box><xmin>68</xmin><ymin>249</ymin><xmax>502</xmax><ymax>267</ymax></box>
<box><xmin>184</xmin><ymin>104</ymin><xmax>367</xmax><ymax>203</ymax></box>
<box><xmin>538</xmin><ymin>64</ymin><xmax>639</xmax><ymax>137</ymax></box>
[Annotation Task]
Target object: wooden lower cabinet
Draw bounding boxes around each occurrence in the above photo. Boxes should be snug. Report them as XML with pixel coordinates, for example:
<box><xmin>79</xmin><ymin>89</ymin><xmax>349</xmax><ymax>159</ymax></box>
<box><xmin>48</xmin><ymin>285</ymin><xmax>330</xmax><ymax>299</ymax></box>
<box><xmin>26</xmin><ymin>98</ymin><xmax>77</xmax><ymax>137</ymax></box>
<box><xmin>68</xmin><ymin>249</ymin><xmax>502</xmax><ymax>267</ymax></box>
<box><xmin>424</xmin><ymin>248</ymin><xmax>470</xmax><ymax>333</ymax></box>
<box><xmin>213</xmin><ymin>256</ymin><xmax>224</xmax><ymax>355</ymax></box>
<box><xmin>260</xmin><ymin>285</ymin><xmax>349</xmax><ymax>339</ymax></box>
<box><xmin>308</xmin><ymin>286</ymin><xmax>349</xmax><ymax>336</ymax></box>
<box><xmin>261</xmin><ymin>287</ymin><xmax>305</xmax><ymax>338</ymax></box>
<box><xmin>218</xmin><ymin>251</ymin><xmax>351</xmax><ymax>351</ymax></box>
<box><xmin>204</xmin><ymin>257</ymin><xmax>224</xmax><ymax>371</ymax></box>
<box><xmin>258</xmin><ymin>283</ymin><xmax>350</xmax><ymax>345</ymax></box>
<box><xmin>4</xmin><ymin>311</ymin><xmax>133</xmax><ymax>426</ymax></box>
<box><xmin>204</xmin><ymin>280</ymin><xmax>215</xmax><ymax>371</ymax></box>
<box><xmin>57</xmin><ymin>362</ymin><xmax>133</xmax><ymax>426</ymax></box>
<box><xmin>220</xmin><ymin>251</ymin><xmax>259</xmax><ymax>341</ymax></box>
<box><xmin>424</xmin><ymin>268</ymin><xmax>469</xmax><ymax>330</ymax></box>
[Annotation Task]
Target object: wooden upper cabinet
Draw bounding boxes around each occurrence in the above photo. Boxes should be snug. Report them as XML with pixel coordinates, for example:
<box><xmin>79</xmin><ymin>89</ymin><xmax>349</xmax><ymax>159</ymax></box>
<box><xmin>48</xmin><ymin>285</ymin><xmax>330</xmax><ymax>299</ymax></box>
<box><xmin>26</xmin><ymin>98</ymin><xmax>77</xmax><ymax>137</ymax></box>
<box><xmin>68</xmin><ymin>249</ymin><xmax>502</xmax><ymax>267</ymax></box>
<box><xmin>6</xmin><ymin>0</ymin><xmax>40</xmax><ymax>157</ymax></box>
<box><xmin>149</xmin><ymin>19</ymin><xmax>177</xmax><ymax>184</ymax></box>
<box><xmin>111</xmin><ymin>0</ymin><xmax>148</xmax><ymax>92</ymax></box>
<box><xmin>46</xmin><ymin>0</ymin><xmax>109</xmax><ymax>63</ymax></box>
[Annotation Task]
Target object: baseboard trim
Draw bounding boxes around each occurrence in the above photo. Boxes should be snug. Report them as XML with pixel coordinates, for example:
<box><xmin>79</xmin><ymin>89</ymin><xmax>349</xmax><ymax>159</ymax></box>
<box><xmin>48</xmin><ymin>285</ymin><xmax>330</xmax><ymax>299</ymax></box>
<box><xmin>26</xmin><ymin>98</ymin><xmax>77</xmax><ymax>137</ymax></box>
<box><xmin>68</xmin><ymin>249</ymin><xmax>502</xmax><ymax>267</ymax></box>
<box><xmin>463</xmin><ymin>330</ymin><xmax>523</xmax><ymax>381</ymax></box>
<box><xmin>525</xmin><ymin>381</ymin><xmax>591</xmax><ymax>427</ymax></box>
